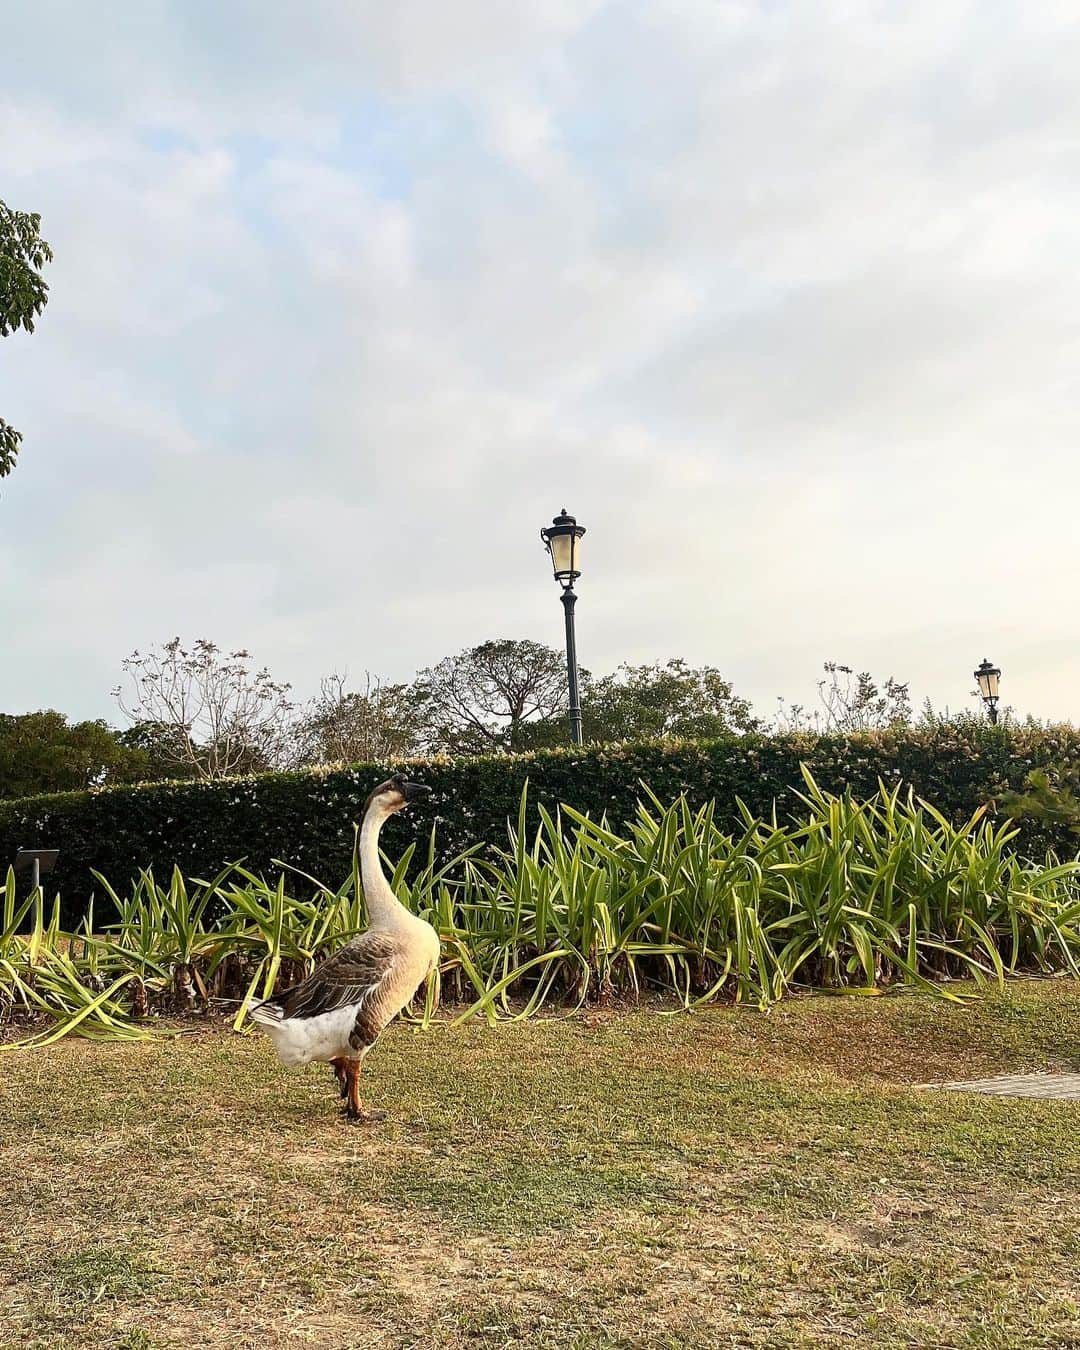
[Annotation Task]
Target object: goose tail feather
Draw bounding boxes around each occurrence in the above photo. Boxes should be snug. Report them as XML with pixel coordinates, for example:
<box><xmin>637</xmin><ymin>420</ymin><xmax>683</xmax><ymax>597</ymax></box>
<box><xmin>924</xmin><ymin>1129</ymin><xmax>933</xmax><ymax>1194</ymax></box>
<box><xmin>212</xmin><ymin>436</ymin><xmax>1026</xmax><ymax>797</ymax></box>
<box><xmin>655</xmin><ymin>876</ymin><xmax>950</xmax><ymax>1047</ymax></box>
<box><xmin>248</xmin><ymin>999</ymin><xmax>285</xmax><ymax>1027</ymax></box>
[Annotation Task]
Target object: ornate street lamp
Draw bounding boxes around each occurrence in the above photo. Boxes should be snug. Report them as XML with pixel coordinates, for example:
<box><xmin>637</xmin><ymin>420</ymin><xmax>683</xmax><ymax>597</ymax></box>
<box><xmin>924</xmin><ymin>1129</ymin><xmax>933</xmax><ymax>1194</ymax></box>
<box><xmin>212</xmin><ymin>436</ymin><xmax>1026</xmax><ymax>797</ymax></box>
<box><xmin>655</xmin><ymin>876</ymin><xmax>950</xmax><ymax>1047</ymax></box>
<box><xmin>540</xmin><ymin>508</ymin><xmax>586</xmax><ymax>745</ymax></box>
<box><xmin>974</xmin><ymin>658</ymin><xmax>1002</xmax><ymax>725</ymax></box>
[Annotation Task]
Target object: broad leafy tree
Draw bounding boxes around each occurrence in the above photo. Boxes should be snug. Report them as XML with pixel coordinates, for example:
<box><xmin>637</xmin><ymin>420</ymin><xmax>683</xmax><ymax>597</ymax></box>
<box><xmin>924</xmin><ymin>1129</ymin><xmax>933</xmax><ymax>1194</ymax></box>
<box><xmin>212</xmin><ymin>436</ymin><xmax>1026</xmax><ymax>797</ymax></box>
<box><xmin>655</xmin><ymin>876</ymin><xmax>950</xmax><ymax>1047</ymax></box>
<box><xmin>115</xmin><ymin>721</ymin><xmax>201</xmax><ymax>782</ymax></box>
<box><xmin>1</xmin><ymin>199</ymin><xmax>53</xmax><ymax>479</ymax></box>
<box><xmin>581</xmin><ymin>660</ymin><xmax>759</xmax><ymax>742</ymax></box>
<box><xmin>0</xmin><ymin>711</ymin><xmax>143</xmax><ymax>799</ymax></box>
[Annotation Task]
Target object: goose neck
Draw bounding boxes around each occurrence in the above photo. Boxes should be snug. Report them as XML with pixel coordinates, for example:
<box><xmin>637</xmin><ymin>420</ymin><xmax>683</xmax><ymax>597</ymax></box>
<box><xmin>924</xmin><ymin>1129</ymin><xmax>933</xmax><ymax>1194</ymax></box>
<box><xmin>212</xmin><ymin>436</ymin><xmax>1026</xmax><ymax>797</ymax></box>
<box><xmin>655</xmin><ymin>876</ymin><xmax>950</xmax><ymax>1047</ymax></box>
<box><xmin>359</xmin><ymin>806</ymin><xmax>409</xmax><ymax>928</ymax></box>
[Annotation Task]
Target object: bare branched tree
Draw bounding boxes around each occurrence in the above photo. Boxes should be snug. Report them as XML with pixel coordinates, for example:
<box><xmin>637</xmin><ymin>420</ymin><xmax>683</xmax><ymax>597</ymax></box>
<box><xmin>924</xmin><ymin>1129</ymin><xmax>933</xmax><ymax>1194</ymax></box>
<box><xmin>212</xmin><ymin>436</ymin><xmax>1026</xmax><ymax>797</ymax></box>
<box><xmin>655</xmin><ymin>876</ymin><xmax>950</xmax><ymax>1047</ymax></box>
<box><xmin>817</xmin><ymin>662</ymin><xmax>911</xmax><ymax>731</ymax></box>
<box><xmin>772</xmin><ymin>698</ymin><xmax>818</xmax><ymax>733</ymax></box>
<box><xmin>411</xmin><ymin>639</ymin><xmax>570</xmax><ymax>753</ymax></box>
<box><xmin>113</xmin><ymin>638</ymin><xmax>297</xmax><ymax>779</ymax></box>
<box><xmin>773</xmin><ymin>662</ymin><xmax>912</xmax><ymax>734</ymax></box>
<box><xmin>299</xmin><ymin>672</ymin><xmax>424</xmax><ymax>766</ymax></box>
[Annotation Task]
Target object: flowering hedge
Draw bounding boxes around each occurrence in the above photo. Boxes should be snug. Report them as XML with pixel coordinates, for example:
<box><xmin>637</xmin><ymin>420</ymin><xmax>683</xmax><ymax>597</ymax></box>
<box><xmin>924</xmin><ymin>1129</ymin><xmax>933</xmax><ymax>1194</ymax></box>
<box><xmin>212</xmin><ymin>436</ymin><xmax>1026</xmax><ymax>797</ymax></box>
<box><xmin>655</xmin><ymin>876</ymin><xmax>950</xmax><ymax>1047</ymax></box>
<box><xmin>2</xmin><ymin>725</ymin><xmax>1078</xmax><ymax>924</ymax></box>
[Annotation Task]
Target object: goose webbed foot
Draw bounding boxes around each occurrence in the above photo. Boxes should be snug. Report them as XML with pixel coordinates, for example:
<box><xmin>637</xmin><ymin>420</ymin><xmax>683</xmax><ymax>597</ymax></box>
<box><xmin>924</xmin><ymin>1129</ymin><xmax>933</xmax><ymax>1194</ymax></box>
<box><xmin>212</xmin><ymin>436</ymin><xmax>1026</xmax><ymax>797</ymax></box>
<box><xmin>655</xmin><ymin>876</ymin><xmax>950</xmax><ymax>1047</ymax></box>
<box><xmin>342</xmin><ymin>1104</ymin><xmax>388</xmax><ymax>1124</ymax></box>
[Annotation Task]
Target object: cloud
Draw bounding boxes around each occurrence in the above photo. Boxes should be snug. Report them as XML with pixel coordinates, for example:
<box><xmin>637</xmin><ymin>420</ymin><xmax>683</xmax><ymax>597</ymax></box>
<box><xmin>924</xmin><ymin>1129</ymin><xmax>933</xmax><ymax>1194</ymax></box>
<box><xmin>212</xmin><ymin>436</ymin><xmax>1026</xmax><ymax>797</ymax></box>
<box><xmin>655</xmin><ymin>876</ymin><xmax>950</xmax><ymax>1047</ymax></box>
<box><xmin>1</xmin><ymin>1</ymin><xmax>1077</xmax><ymax>729</ymax></box>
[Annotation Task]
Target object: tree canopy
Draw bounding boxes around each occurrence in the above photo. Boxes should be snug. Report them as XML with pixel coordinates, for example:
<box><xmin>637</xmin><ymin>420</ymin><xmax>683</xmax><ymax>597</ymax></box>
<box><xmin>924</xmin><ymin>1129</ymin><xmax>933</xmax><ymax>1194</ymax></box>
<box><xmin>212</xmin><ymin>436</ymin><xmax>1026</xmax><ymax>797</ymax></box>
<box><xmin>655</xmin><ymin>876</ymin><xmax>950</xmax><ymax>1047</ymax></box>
<box><xmin>774</xmin><ymin>662</ymin><xmax>912</xmax><ymax>733</ymax></box>
<box><xmin>581</xmin><ymin>660</ymin><xmax>760</xmax><ymax>742</ymax></box>
<box><xmin>113</xmin><ymin>638</ymin><xmax>297</xmax><ymax>780</ymax></box>
<box><xmin>0</xmin><ymin>712</ymin><xmax>144</xmax><ymax>798</ymax></box>
<box><xmin>0</xmin><ymin>633</ymin><xmax>930</xmax><ymax>800</ymax></box>
<box><xmin>0</xmin><ymin>198</ymin><xmax>53</xmax><ymax>479</ymax></box>
<box><xmin>411</xmin><ymin>640</ymin><xmax>571</xmax><ymax>754</ymax></box>
<box><xmin>299</xmin><ymin>673</ymin><xmax>424</xmax><ymax>765</ymax></box>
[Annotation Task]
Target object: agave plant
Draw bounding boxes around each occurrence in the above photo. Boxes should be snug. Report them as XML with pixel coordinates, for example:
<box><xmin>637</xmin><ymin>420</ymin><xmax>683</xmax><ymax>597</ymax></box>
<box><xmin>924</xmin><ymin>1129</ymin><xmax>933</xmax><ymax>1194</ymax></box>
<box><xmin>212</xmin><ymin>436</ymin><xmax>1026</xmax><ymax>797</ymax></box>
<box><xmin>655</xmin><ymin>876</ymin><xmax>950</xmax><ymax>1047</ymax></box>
<box><xmin>2</xmin><ymin>771</ymin><xmax>1080</xmax><ymax>1045</ymax></box>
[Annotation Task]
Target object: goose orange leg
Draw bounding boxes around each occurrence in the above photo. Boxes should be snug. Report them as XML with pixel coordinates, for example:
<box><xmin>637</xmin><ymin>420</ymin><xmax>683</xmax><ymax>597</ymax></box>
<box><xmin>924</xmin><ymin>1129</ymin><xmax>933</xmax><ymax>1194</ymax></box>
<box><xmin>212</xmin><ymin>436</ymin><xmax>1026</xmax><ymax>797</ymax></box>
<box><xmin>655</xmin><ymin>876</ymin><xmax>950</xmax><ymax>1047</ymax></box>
<box><xmin>330</xmin><ymin>1057</ymin><xmax>349</xmax><ymax>1099</ymax></box>
<box><xmin>342</xmin><ymin>1057</ymin><xmax>386</xmax><ymax>1124</ymax></box>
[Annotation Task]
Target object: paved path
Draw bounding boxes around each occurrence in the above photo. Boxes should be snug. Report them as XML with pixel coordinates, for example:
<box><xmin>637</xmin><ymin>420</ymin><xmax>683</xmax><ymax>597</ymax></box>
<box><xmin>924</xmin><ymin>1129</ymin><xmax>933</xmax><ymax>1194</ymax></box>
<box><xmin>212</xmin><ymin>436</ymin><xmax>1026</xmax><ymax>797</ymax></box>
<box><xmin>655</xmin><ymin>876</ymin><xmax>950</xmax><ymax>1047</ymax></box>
<box><xmin>923</xmin><ymin>1071</ymin><xmax>1080</xmax><ymax>1100</ymax></box>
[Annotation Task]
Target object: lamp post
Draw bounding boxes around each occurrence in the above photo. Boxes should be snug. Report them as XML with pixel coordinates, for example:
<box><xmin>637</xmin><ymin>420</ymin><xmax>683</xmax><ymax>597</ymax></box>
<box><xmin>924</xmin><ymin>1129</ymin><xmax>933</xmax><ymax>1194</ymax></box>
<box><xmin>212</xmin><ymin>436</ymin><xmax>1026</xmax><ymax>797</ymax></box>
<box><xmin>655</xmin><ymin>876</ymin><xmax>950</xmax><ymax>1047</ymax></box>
<box><xmin>540</xmin><ymin>508</ymin><xmax>587</xmax><ymax>745</ymax></box>
<box><xmin>974</xmin><ymin>658</ymin><xmax>1002</xmax><ymax>725</ymax></box>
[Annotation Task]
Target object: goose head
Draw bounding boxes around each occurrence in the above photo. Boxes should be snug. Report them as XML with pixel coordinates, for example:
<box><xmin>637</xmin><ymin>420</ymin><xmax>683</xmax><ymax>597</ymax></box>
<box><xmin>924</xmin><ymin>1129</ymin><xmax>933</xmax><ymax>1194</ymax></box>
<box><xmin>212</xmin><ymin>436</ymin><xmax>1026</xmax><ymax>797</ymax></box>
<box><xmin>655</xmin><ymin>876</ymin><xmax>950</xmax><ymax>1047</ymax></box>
<box><xmin>362</xmin><ymin>774</ymin><xmax>432</xmax><ymax>819</ymax></box>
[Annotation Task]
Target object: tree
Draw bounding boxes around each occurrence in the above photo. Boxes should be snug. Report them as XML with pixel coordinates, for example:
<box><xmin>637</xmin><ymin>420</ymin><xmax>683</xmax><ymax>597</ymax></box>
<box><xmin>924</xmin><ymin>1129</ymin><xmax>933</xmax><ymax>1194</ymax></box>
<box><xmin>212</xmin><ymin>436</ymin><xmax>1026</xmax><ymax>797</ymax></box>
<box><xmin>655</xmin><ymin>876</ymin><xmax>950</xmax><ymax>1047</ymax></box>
<box><xmin>115</xmin><ymin>721</ymin><xmax>201</xmax><ymax>783</ymax></box>
<box><xmin>1</xmin><ymin>199</ymin><xmax>53</xmax><ymax>479</ymax></box>
<box><xmin>298</xmin><ymin>673</ymin><xmax>425</xmax><ymax>765</ymax></box>
<box><xmin>411</xmin><ymin>640</ymin><xmax>571</xmax><ymax>754</ymax></box>
<box><xmin>581</xmin><ymin>660</ymin><xmax>759</xmax><ymax>743</ymax></box>
<box><xmin>0</xmin><ymin>711</ymin><xmax>144</xmax><ymax>799</ymax></box>
<box><xmin>775</xmin><ymin>662</ymin><xmax>912</xmax><ymax>733</ymax></box>
<box><xmin>816</xmin><ymin>662</ymin><xmax>911</xmax><ymax>731</ymax></box>
<box><xmin>113</xmin><ymin>638</ymin><xmax>298</xmax><ymax>780</ymax></box>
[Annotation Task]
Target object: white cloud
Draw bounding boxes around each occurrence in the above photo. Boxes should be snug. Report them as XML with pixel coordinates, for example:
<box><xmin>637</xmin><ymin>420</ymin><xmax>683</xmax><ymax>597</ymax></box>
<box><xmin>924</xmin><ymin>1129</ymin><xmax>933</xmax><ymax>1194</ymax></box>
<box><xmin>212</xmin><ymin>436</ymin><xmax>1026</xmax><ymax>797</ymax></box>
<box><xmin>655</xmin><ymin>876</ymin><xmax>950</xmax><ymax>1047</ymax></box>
<box><xmin>1</xmin><ymin>1</ymin><xmax>1078</xmax><ymax>729</ymax></box>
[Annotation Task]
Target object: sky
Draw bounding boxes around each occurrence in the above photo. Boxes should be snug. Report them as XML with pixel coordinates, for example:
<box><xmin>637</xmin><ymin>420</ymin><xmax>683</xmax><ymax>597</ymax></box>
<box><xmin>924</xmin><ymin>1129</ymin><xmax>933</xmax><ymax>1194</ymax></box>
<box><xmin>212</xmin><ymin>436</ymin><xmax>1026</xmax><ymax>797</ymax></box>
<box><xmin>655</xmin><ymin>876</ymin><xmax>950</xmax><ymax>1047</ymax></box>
<box><xmin>2</xmin><ymin>1</ymin><xmax>1078</xmax><ymax>729</ymax></box>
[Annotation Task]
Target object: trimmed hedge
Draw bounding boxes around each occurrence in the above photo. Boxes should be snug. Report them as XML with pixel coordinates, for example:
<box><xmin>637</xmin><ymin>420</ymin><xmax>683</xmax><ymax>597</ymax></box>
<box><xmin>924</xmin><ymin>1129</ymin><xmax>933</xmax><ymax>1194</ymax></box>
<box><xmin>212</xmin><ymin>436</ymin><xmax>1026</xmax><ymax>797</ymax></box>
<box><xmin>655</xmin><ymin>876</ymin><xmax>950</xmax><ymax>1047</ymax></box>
<box><xmin>2</xmin><ymin>726</ymin><xmax>1079</xmax><ymax>925</ymax></box>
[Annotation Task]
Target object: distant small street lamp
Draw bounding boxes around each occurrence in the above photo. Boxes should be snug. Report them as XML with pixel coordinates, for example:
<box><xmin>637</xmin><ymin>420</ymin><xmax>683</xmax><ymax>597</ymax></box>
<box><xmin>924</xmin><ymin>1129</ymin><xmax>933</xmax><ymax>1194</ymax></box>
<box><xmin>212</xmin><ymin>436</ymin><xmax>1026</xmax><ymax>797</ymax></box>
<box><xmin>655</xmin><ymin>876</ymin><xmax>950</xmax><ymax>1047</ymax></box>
<box><xmin>540</xmin><ymin>507</ymin><xmax>587</xmax><ymax>745</ymax></box>
<box><xmin>974</xmin><ymin>658</ymin><xmax>1002</xmax><ymax>725</ymax></box>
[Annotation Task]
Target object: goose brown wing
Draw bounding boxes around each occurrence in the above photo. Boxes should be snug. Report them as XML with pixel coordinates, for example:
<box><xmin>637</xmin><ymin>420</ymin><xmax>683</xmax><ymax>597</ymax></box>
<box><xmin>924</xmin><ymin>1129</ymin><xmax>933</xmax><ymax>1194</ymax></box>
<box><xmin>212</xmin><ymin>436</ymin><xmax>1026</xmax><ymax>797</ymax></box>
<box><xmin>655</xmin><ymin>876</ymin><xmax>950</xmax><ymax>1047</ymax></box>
<box><xmin>273</xmin><ymin>931</ymin><xmax>399</xmax><ymax>1021</ymax></box>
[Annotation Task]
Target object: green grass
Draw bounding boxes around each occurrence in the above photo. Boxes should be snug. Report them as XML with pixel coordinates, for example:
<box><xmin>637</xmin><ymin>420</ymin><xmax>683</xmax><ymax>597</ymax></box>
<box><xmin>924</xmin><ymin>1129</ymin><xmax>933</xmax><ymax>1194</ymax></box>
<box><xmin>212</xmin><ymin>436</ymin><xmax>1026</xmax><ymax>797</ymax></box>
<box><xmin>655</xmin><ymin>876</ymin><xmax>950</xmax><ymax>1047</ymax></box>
<box><xmin>2</xmin><ymin>983</ymin><xmax>1079</xmax><ymax>1348</ymax></box>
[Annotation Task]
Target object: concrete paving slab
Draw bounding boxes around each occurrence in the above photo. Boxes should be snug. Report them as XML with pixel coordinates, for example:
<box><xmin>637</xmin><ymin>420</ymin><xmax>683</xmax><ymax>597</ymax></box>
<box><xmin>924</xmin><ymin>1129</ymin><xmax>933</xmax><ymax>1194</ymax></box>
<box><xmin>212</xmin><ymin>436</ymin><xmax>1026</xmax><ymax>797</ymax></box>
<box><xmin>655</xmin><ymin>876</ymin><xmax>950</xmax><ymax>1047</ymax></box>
<box><xmin>922</xmin><ymin>1071</ymin><xmax>1080</xmax><ymax>1099</ymax></box>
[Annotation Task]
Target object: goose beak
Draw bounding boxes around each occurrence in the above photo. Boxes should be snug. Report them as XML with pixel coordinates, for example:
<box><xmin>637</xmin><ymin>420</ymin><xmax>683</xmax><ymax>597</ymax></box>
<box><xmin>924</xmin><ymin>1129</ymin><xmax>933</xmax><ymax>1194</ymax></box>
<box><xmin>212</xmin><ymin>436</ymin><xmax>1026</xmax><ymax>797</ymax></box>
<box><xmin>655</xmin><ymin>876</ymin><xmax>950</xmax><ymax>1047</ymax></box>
<box><xmin>401</xmin><ymin>780</ymin><xmax>432</xmax><ymax>804</ymax></box>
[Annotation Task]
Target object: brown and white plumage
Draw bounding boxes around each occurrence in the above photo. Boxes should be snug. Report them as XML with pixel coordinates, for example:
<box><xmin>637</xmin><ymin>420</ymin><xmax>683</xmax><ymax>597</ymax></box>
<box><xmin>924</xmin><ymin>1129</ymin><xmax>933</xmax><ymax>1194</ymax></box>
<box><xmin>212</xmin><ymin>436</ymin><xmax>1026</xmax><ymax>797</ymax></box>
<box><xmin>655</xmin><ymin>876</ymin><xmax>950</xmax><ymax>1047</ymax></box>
<box><xmin>249</xmin><ymin>774</ymin><xmax>439</xmax><ymax>1122</ymax></box>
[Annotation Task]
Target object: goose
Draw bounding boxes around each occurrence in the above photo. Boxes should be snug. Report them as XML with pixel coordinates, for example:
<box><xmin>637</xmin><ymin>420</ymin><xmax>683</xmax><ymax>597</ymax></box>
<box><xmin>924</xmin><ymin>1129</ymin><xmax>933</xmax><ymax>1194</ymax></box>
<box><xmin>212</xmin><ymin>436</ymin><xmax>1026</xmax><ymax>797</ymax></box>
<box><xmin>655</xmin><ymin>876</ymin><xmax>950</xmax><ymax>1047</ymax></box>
<box><xmin>249</xmin><ymin>774</ymin><xmax>439</xmax><ymax>1123</ymax></box>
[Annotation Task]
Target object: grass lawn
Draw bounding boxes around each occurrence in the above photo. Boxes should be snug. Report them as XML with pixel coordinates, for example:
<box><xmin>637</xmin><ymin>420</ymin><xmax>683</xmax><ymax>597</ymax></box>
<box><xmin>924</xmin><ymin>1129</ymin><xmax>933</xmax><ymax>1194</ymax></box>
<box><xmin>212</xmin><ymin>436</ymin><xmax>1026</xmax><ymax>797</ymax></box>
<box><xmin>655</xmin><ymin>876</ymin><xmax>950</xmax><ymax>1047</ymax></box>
<box><xmin>1</xmin><ymin>983</ymin><xmax>1078</xmax><ymax>1349</ymax></box>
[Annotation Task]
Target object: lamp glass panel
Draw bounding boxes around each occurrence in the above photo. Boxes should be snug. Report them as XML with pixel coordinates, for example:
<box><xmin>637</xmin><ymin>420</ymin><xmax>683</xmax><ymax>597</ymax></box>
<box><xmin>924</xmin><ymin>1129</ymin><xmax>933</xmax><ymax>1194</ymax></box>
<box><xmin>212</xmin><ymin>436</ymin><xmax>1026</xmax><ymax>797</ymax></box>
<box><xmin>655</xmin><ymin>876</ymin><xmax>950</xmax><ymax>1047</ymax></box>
<box><xmin>549</xmin><ymin>530</ymin><xmax>578</xmax><ymax>576</ymax></box>
<box><xmin>976</xmin><ymin>669</ymin><xmax>1000</xmax><ymax>700</ymax></box>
